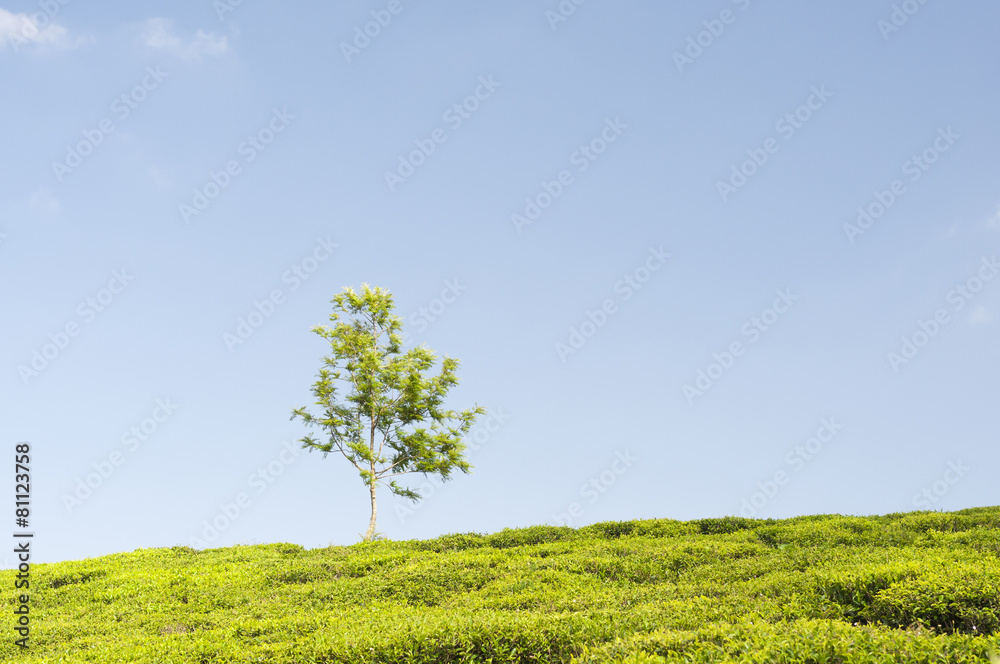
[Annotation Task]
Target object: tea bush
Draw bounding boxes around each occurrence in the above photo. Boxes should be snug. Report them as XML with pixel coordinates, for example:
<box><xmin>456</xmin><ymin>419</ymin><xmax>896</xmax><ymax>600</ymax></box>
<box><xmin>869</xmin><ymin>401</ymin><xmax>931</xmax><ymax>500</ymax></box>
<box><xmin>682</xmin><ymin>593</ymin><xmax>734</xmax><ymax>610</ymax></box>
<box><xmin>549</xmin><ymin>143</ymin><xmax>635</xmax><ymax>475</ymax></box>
<box><xmin>2</xmin><ymin>507</ymin><xmax>999</xmax><ymax>663</ymax></box>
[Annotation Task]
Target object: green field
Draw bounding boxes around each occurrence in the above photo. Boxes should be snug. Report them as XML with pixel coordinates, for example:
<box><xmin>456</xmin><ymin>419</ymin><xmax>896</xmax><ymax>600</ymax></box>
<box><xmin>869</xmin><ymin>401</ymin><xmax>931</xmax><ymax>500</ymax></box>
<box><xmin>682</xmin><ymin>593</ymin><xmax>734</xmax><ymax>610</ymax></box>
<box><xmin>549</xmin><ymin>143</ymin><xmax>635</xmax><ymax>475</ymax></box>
<box><xmin>4</xmin><ymin>507</ymin><xmax>1000</xmax><ymax>663</ymax></box>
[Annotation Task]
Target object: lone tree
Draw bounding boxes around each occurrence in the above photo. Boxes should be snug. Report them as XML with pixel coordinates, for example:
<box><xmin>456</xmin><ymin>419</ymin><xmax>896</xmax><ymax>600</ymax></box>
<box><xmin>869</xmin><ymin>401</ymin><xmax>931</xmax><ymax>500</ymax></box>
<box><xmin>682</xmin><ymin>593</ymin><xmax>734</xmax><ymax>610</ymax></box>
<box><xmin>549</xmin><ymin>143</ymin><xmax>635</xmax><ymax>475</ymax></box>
<box><xmin>291</xmin><ymin>284</ymin><xmax>485</xmax><ymax>542</ymax></box>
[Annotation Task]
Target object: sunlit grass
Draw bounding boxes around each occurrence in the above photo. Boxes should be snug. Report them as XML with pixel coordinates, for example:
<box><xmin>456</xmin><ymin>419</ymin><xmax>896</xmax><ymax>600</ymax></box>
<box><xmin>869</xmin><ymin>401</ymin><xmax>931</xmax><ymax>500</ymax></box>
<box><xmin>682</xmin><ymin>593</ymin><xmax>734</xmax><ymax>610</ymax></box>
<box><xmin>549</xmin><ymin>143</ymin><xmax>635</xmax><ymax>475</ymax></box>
<box><xmin>3</xmin><ymin>507</ymin><xmax>999</xmax><ymax>662</ymax></box>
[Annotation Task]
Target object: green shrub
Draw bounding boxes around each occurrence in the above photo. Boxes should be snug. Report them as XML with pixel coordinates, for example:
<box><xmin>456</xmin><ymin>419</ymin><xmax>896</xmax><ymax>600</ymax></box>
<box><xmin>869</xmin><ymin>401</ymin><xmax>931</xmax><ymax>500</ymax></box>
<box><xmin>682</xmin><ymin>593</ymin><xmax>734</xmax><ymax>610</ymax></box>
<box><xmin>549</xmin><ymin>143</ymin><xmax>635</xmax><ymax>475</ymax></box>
<box><xmin>862</xmin><ymin>569</ymin><xmax>1000</xmax><ymax>634</ymax></box>
<box><xmin>692</xmin><ymin>516</ymin><xmax>760</xmax><ymax>535</ymax></box>
<box><xmin>486</xmin><ymin>525</ymin><xmax>576</xmax><ymax>548</ymax></box>
<box><xmin>3</xmin><ymin>508</ymin><xmax>999</xmax><ymax>663</ymax></box>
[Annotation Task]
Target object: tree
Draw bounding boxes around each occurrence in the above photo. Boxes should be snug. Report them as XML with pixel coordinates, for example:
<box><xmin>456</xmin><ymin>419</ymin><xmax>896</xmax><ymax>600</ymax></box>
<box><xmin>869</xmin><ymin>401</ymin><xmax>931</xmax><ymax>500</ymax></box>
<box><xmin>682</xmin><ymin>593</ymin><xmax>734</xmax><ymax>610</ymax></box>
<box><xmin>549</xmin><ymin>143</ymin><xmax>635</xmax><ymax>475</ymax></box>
<box><xmin>291</xmin><ymin>284</ymin><xmax>485</xmax><ymax>542</ymax></box>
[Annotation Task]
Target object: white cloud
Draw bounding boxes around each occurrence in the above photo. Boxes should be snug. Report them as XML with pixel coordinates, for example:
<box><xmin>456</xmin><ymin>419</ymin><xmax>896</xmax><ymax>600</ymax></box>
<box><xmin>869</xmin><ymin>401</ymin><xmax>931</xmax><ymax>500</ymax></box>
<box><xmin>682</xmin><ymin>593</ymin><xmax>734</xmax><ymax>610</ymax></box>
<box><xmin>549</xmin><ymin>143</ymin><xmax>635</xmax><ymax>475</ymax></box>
<box><xmin>28</xmin><ymin>187</ymin><xmax>59</xmax><ymax>215</ymax></box>
<box><xmin>142</xmin><ymin>18</ymin><xmax>227</xmax><ymax>60</ymax></box>
<box><xmin>0</xmin><ymin>8</ymin><xmax>76</xmax><ymax>52</ymax></box>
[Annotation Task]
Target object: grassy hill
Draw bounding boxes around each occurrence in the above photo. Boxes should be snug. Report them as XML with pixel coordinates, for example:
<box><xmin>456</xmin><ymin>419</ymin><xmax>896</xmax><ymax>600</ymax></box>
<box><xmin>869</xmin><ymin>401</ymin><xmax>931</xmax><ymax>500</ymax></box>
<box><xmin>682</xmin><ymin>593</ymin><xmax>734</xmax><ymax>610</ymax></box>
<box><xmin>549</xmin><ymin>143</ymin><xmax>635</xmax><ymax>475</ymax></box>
<box><xmin>3</xmin><ymin>507</ymin><xmax>1000</xmax><ymax>663</ymax></box>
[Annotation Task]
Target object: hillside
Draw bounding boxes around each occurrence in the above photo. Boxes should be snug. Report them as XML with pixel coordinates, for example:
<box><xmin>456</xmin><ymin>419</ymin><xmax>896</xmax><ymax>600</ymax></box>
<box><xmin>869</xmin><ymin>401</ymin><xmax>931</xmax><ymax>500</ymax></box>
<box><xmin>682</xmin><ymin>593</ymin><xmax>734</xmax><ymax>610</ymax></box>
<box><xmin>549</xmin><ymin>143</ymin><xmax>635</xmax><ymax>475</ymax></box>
<box><xmin>3</xmin><ymin>508</ymin><xmax>1000</xmax><ymax>663</ymax></box>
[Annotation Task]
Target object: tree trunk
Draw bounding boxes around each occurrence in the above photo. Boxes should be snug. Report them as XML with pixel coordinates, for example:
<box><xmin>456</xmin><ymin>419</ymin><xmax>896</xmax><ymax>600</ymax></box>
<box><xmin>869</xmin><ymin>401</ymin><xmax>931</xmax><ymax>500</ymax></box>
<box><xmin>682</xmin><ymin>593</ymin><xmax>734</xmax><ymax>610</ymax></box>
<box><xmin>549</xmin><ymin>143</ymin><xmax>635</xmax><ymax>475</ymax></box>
<box><xmin>365</xmin><ymin>413</ymin><xmax>377</xmax><ymax>541</ymax></box>
<box><xmin>364</xmin><ymin>481</ymin><xmax>378</xmax><ymax>541</ymax></box>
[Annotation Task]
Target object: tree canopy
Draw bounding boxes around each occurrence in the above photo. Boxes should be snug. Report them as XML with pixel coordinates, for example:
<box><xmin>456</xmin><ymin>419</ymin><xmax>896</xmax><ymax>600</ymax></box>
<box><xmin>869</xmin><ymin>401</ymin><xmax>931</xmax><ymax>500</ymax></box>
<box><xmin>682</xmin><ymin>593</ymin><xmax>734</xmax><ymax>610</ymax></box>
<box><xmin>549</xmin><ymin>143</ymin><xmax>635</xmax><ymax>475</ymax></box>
<box><xmin>291</xmin><ymin>284</ymin><xmax>484</xmax><ymax>541</ymax></box>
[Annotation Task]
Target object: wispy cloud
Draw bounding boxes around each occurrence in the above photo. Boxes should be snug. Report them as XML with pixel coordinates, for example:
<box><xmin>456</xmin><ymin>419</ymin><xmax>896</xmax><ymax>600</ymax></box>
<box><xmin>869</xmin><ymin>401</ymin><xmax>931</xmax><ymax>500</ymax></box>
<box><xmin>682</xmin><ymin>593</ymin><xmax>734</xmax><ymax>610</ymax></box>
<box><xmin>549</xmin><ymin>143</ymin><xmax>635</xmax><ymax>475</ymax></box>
<box><xmin>142</xmin><ymin>18</ymin><xmax>227</xmax><ymax>61</ymax></box>
<box><xmin>0</xmin><ymin>8</ymin><xmax>77</xmax><ymax>52</ymax></box>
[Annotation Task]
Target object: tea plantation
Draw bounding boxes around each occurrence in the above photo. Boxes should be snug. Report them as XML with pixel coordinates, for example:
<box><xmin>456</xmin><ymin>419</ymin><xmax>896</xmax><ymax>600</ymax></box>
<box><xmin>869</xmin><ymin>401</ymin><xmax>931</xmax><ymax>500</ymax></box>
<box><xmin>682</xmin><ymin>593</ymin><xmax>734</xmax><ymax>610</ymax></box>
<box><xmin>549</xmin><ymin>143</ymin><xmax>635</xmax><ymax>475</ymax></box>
<box><xmin>3</xmin><ymin>507</ymin><xmax>999</xmax><ymax>663</ymax></box>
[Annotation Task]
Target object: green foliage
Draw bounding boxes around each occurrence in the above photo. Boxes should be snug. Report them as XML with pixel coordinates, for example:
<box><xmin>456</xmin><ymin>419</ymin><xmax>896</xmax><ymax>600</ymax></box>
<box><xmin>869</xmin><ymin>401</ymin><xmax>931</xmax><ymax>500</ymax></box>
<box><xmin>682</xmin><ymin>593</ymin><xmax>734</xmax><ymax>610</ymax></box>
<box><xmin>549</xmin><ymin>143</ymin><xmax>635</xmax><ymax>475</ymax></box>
<box><xmin>692</xmin><ymin>515</ymin><xmax>761</xmax><ymax>535</ymax></box>
<box><xmin>574</xmin><ymin>619</ymin><xmax>1000</xmax><ymax>663</ymax></box>
<box><xmin>291</xmin><ymin>284</ymin><xmax>485</xmax><ymax>541</ymax></box>
<box><xmin>486</xmin><ymin>525</ymin><xmax>577</xmax><ymax>549</ymax></box>
<box><xmin>3</xmin><ymin>507</ymin><xmax>1000</xmax><ymax>663</ymax></box>
<box><xmin>578</xmin><ymin>519</ymin><xmax>697</xmax><ymax>540</ymax></box>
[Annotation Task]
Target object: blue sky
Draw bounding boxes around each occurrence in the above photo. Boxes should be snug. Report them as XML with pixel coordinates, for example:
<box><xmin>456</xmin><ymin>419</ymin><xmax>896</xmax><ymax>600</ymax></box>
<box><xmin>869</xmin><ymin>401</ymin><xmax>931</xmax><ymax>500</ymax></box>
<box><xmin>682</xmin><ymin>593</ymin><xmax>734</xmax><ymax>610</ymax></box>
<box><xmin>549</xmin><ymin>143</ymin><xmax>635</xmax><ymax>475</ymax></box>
<box><xmin>2</xmin><ymin>0</ymin><xmax>998</xmax><ymax>567</ymax></box>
